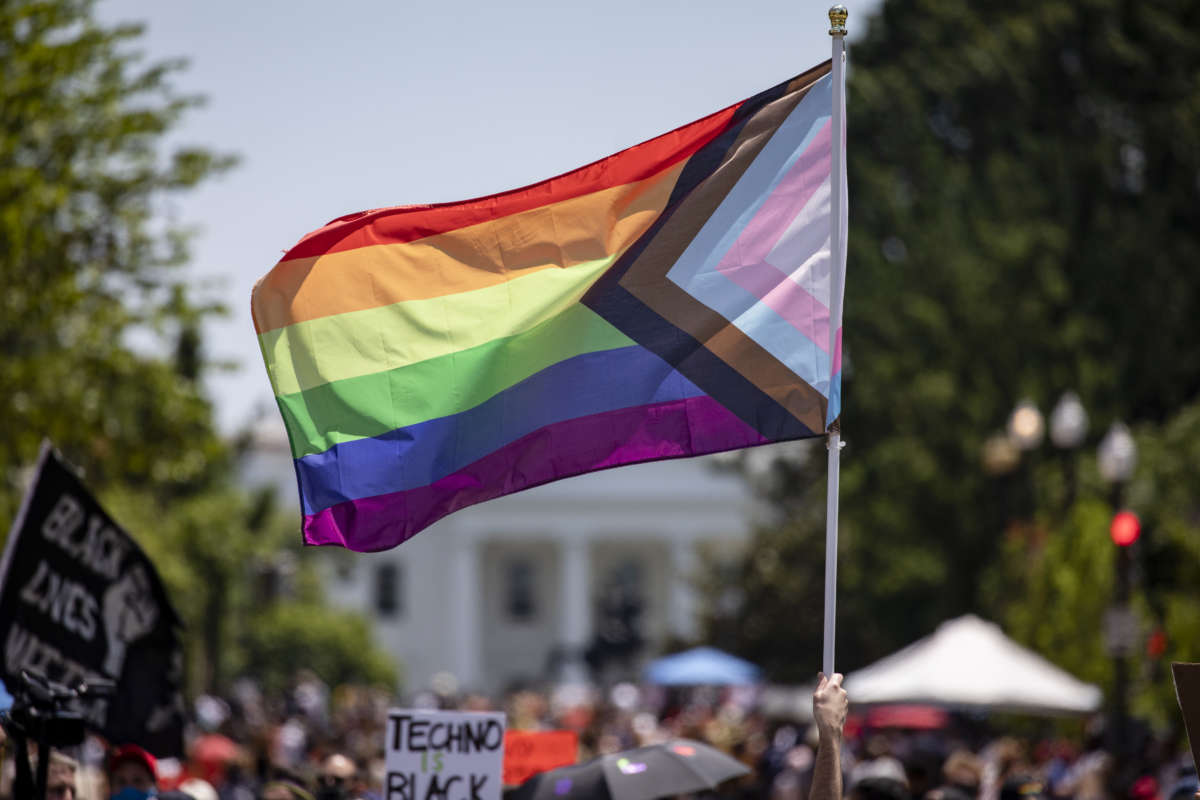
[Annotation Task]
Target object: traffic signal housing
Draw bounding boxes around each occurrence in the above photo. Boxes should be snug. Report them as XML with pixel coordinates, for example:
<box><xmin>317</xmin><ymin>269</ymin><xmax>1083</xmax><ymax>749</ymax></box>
<box><xmin>1110</xmin><ymin>510</ymin><xmax>1141</xmax><ymax>547</ymax></box>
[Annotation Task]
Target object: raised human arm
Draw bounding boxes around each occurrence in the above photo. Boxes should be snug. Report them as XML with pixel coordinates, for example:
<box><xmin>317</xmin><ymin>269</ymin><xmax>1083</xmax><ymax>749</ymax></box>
<box><xmin>809</xmin><ymin>672</ymin><xmax>848</xmax><ymax>800</ymax></box>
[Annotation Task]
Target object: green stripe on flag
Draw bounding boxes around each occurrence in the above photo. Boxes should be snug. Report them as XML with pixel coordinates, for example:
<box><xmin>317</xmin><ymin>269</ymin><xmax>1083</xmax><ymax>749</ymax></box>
<box><xmin>260</xmin><ymin>255</ymin><xmax>617</xmax><ymax>397</ymax></box>
<box><xmin>278</xmin><ymin>303</ymin><xmax>636</xmax><ymax>458</ymax></box>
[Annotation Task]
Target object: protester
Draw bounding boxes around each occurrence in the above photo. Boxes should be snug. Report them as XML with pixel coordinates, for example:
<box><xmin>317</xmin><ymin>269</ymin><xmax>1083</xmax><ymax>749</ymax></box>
<box><xmin>810</xmin><ymin>672</ymin><xmax>848</xmax><ymax>800</ymax></box>
<box><xmin>8</xmin><ymin>662</ymin><xmax>1196</xmax><ymax>800</ymax></box>
<box><xmin>45</xmin><ymin>751</ymin><xmax>79</xmax><ymax>800</ymax></box>
<box><xmin>924</xmin><ymin>787</ymin><xmax>972</xmax><ymax>800</ymax></box>
<box><xmin>176</xmin><ymin>777</ymin><xmax>219</xmax><ymax>800</ymax></box>
<box><xmin>261</xmin><ymin>780</ymin><xmax>315</xmax><ymax>800</ymax></box>
<box><xmin>939</xmin><ymin>750</ymin><xmax>983</xmax><ymax>797</ymax></box>
<box><xmin>314</xmin><ymin>753</ymin><xmax>362</xmax><ymax>800</ymax></box>
<box><xmin>1168</xmin><ymin>770</ymin><xmax>1200</xmax><ymax>800</ymax></box>
<box><xmin>108</xmin><ymin>744</ymin><xmax>158</xmax><ymax>799</ymax></box>
<box><xmin>849</xmin><ymin>757</ymin><xmax>911</xmax><ymax>800</ymax></box>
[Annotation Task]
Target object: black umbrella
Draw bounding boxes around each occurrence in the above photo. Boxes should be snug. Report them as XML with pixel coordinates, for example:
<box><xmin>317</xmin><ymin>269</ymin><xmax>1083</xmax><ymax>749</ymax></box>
<box><xmin>509</xmin><ymin>739</ymin><xmax>750</xmax><ymax>800</ymax></box>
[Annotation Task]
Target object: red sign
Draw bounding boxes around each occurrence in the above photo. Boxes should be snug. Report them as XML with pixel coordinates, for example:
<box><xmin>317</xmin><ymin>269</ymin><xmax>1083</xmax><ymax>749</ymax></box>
<box><xmin>503</xmin><ymin>730</ymin><xmax>578</xmax><ymax>786</ymax></box>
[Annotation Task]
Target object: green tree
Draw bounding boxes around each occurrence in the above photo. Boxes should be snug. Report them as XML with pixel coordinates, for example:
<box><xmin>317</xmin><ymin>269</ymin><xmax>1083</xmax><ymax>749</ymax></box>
<box><xmin>703</xmin><ymin>0</ymin><xmax>1200</xmax><ymax>689</ymax></box>
<box><xmin>242</xmin><ymin>603</ymin><xmax>399</xmax><ymax>697</ymax></box>
<box><xmin>105</xmin><ymin>487</ymin><xmax>399</xmax><ymax>696</ymax></box>
<box><xmin>0</xmin><ymin>0</ymin><xmax>399</xmax><ymax>698</ymax></box>
<box><xmin>0</xmin><ymin>0</ymin><xmax>236</xmax><ymax>524</ymax></box>
<box><xmin>990</xmin><ymin>403</ymin><xmax>1200</xmax><ymax>728</ymax></box>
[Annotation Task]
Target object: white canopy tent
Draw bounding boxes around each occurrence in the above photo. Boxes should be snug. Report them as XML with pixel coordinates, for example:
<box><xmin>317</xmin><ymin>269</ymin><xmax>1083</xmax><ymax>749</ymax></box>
<box><xmin>842</xmin><ymin>614</ymin><xmax>1103</xmax><ymax>715</ymax></box>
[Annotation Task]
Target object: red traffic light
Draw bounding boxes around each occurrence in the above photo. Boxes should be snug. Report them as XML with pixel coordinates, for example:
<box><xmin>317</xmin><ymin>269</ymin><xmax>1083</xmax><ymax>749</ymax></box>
<box><xmin>1110</xmin><ymin>510</ymin><xmax>1141</xmax><ymax>547</ymax></box>
<box><xmin>1147</xmin><ymin>628</ymin><xmax>1167</xmax><ymax>659</ymax></box>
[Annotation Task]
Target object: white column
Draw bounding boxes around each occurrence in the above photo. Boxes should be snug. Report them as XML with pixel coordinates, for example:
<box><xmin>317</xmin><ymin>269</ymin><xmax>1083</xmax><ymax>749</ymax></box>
<box><xmin>670</xmin><ymin>541</ymin><xmax>699</xmax><ymax>640</ymax></box>
<box><xmin>449</xmin><ymin>532</ymin><xmax>480</xmax><ymax>688</ymax></box>
<box><xmin>559</xmin><ymin>537</ymin><xmax>591</xmax><ymax>683</ymax></box>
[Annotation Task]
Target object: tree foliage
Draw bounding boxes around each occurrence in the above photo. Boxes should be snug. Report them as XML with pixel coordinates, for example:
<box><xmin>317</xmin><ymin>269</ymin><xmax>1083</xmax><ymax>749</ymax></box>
<box><xmin>106</xmin><ymin>487</ymin><xmax>399</xmax><ymax>696</ymax></box>
<box><xmin>981</xmin><ymin>404</ymin><xmax>1200</xmax><ymax>728</ymax></box>
<box><xmin>0</xmin><ymin>0</ymin><xmax>235</xmax><ymax>523</ymax></box>
<box><xmin>242</xmin><ymin>603</ymin><xmax>399</xmax><ymax>697</ymax></box>
<box><xmin>0</xmin><ymin>0</ymin><xmax>399</xmax><ymax>699</ymax></box>
<box><xmin>703</xmin><ymin>0</ymin><xmax>1200</xmax><ymax>713</ymax></box>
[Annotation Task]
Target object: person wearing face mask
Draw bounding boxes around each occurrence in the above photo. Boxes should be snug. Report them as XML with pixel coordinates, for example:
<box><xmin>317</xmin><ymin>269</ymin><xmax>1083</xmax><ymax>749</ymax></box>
<box><xmin>107</xmin><ymin>743</ymin><xmax>159</xmax><ymax>800</ymax></box>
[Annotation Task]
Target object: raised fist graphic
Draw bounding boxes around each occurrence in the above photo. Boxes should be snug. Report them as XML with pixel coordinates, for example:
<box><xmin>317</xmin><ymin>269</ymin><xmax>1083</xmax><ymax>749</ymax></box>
<box><xmin>101</xmin><ymin>565</ymin><xmax>159</xmax><ymax>677</ymax></box>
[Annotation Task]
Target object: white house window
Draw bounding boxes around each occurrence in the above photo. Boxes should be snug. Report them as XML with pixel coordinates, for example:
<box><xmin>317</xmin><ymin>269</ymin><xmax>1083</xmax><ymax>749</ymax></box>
<box><xmin>375</xmin><ymin>562</ymin><xmax>403</xmax><ymax>617</ymax></box>
<box><xmin>506</xmin><ymin>559</ymin><xmax>537</xmax><ymax>621</ymax></box>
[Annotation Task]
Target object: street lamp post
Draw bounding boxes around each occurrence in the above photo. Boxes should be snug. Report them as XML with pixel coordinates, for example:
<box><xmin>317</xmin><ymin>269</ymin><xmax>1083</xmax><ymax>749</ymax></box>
<box><xmin>1007</xmin><ymin>399</ymin><xmax>1045</xmax><ymax>450</ymax></box>
<box><xmin>986</xmin><ymin>399</ymin><xmax>1139</xmax><ymax>778</ymax></box>
<box><xmin>1007</xmin><ymin>399</ymin><xmax>1044</xmax><ymax>518</ymax></box>
<box><xmin>1098</xmin><ymin>421</ymin><xmax>1138</xmax><ymax>774</ymax></box>
<box><xmin>1050</xmin><ymin>392</ymin><xmax>1089</xmax><ymax>509</ymax></box>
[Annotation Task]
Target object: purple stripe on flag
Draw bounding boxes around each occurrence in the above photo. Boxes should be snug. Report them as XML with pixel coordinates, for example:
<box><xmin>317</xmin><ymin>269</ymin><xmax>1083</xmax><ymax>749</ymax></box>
<box><xmin>302</xmin><ymin>395</ymin><xmax>769</xmax><ymax>552</ymax></box>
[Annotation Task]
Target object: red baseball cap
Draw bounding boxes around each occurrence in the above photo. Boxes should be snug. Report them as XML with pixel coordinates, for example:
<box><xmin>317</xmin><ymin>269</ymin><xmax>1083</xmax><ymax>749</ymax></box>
<box><xmin>109</xmin><ymin>744</ymin><xmax>159</xmax><ymax>782</ymax></box>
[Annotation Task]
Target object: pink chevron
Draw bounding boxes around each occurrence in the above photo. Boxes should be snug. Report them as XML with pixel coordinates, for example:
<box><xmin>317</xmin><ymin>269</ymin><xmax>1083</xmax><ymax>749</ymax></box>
<box><xmin>715</xmin><ymin>121</ymin><xmax>832</xmax><ymax>352</ymax></box>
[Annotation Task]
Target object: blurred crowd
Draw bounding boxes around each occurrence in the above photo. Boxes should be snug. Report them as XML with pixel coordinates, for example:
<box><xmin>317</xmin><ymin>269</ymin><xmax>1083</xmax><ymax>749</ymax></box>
<box><xmin>1</xmin><ymin>669</ymin><xmax>1196</xmax><ymax>800</ymax></box>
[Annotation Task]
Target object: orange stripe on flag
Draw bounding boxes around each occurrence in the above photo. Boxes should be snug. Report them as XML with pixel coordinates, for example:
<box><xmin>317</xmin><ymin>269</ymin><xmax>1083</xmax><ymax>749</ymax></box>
<box><xmin>252</xmin><ymin>163</ymin><xmax>684</xmax><ymax>333</ymax></box>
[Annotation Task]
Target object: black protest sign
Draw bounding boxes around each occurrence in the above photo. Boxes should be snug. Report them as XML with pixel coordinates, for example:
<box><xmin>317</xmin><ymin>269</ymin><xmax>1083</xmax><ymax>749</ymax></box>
<box><xmin>0</xmin><ymin>443</ymin><xmax>185</xmax><ymax>756</ymax></box>
<box><xmin>385</xmin><ymin>710</ymin><xmax>506</xmax><ymax>800</ymax></box>
<box><xmin>1172</xmin><ymin>663</ymin><xmax>1200</xmax><ymax>772</ymax></box>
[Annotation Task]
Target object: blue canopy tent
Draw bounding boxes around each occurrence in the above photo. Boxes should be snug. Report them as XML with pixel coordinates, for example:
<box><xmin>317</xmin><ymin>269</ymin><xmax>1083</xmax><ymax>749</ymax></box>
<box><xmin>643</xmin><ymin>646</ymin><xmax>762</xmax><ymax>686</ymax></box>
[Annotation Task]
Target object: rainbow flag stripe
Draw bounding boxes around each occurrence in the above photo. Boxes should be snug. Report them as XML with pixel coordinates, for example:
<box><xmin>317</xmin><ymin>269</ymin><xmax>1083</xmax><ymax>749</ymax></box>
<box><xmin>253</xmin><ymin>61</ymin><xmax>843</xmax><ymax>551</ymax></box>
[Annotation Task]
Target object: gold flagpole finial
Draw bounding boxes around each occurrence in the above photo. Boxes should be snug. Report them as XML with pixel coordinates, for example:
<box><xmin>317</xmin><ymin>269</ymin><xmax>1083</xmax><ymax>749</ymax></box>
<box><xmin>828</xmin><ymin>5</ymin><xmax>848</xmax><ymax>36</ymax></box>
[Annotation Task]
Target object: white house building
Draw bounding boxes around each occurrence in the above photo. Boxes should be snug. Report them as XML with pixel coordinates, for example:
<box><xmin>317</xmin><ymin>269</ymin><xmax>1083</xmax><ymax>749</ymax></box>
<box><xmin>242</xmin><ymin>418</ymin><xmax>758</xmax><ymax>695</ymax></box>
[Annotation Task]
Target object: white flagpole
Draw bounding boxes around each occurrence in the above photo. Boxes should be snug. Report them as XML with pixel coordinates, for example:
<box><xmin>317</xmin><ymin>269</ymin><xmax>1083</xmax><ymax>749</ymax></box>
<box><xmin>823</xmin><ymin>4</ymin><xmax>848</xmax><ymax>678</ymax></box>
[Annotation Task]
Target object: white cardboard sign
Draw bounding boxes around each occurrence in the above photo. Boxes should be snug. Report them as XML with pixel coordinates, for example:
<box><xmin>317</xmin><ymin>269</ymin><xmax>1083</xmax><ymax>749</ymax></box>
<box><xmin>384</xmin><ymin>709</ymin><xmax>507</xmax><ymax>800</ymax></box>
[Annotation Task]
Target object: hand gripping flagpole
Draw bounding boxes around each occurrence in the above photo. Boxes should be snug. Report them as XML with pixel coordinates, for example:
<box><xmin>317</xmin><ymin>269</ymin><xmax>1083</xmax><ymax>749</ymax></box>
<box><xmin>823</xmin><ymin>4</ymin><xmax>848</xmax><ymax>678</ymax></box>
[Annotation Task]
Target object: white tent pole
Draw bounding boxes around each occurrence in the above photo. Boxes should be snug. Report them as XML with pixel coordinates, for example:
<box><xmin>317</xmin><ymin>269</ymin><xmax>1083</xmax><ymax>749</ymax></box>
<box><xmin>823</xmin><ymin>4</ymin><xmax>848</xmax><ymax>678</ymax></box>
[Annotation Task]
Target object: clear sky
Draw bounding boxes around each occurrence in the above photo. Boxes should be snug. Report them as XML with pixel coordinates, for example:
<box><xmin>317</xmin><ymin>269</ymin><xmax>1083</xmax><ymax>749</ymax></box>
<box><xmin>97</xmin><ymin>0</ymin><xmax>879</xmax><ymax>433</ymax></box>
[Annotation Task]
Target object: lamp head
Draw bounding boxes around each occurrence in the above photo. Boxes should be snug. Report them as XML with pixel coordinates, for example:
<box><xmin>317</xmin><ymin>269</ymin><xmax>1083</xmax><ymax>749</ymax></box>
<box><xmin>1098</xmin><ymin>421</ymin><xmax>1137</xmax><ymax>484</ymax></box>
<box><xmin>1049</xmin><ymin>391</ymin><xmax>1089</xmax><ymax>449</ymax></box>
<box><xmin>1007</xmin><ymin>399</ymin><xmax>1044</xmax><ymax>451</ymax></box>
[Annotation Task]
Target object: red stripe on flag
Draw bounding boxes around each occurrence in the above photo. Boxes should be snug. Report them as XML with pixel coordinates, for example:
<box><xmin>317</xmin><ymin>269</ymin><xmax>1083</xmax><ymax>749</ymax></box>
<box><xmin>279</xmin><ymin>102</ymin><xmax>744</xmax><ymax>262</ymax></box>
